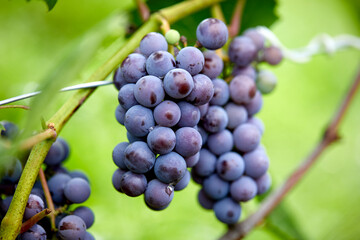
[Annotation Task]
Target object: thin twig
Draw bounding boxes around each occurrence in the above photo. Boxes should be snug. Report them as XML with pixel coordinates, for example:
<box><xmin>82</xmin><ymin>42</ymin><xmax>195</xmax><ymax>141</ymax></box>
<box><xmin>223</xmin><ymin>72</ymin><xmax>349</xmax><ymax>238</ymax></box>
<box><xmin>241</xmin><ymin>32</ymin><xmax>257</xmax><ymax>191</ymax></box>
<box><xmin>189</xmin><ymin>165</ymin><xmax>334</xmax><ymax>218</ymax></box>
<box><xmin>136</xmin><ymin>0</ymin><xmax>150</xmax><ymax>22</ymax></box>
<box><xmin>0</xmin><ymin>105</ymin><xmax>30</xmax><ymax>110</ymax></box>
<box><xmin>220</xmin><ymin>68</ymin><xmax>360</xmax><ymax>240</ymax></box>
<box><xmin>39</xmin><ymin>168</ymin><xmax>56</xmax><ymax>230</ymax></box>
<box><xmin>20</xmin><ymin>209</ymin><xmax>51</xmax><ymax>234</ymax></box>
<box><xmin>228</xmin><ymin>0</ymin><xmax>246</xmax><ymax>38</ymax></box>
<box><xmin>19</xmin><ymin>128</ymin><xmax>57</xmax><ymax>151</ymax></box>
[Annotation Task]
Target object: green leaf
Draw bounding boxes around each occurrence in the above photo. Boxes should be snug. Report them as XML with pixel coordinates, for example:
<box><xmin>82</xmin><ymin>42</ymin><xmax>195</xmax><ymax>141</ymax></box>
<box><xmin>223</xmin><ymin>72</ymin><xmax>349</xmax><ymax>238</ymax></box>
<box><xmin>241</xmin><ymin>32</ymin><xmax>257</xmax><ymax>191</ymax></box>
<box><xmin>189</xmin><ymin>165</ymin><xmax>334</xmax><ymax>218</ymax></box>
<box><xmin>43</xmin><ymin>0</ymin><xmax>58</xmax><ymax>11</ymax></box>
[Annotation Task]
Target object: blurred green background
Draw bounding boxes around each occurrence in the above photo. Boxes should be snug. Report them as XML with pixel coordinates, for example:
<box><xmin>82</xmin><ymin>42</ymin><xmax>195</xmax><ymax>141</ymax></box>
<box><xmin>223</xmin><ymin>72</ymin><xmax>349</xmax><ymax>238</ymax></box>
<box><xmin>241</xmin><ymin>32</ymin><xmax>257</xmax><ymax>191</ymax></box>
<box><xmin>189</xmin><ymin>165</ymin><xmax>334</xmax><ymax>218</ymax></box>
<box><xmin>0</xmin><ymin>0</ymin><xmax>359</xmax><ymax>239</ymax></box>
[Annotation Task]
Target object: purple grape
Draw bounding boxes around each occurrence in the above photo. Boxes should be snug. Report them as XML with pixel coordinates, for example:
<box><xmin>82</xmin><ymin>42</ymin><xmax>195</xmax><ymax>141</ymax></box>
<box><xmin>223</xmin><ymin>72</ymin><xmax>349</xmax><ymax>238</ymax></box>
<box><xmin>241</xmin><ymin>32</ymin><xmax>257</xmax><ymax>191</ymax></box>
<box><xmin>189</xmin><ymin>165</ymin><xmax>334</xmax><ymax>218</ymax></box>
<box><xmin>85</xmin><ymin>232</ymin><xmax>95</xmax><ymax>240</ymax></box>
<box><xmin>112</xmin><ymin>142</ymin><xmax>129</xmax><ymax>170</ymax></box>
<box><xmin>174</xmin><ymin>170</ymin><xmax>191</xmax><ymax>191</ymax></box>
<box><xmin>243</xmin><ymin>147</ymin><xmax>269</xmax><ymax>178</ymax></box>
<box><xmin>201</xmin><ymin>51</ymin><xmax>223</xmax><ymax>79</ymax></box>
<box><xmin>154</xmin><ymin>152</ymin><xmax>187</xmax><ymax>184</ymax></box>
<box><xmin>146</xmin><ymin>51</ymin><xmax>176</xmax><ymax>78</ymax></box>
<box><xmin>207</xmin><ymin>129</ymin><xmax>233</xmax><ymax>156</ymax></box>
<box><xmin>120</xmin><ymin>171</ymin><xmax>147</xmax><ymax>197</ymax></box>
<box><xmin>191</xmin><ymin>168</ymin><xmax>204</xmax><ymax>185</ymax></box>
<box><xmin>58</xmin><ymin>215</ymin><xmax>86</xmax><ymax>240</ymax></box>
<box><xmin>118</xmin><ymin>84</ymin><xmax>138</xmax><ymax>110</ymax></box>
<box><xmin>140</xmin><ymin>32</ymin><xmax>168</xmax><ymax>57</ymax></box>
<box><xmin>245</xmin><ymin>90</ymin><xmax>263</xmax><ymax>116</ymax></box>
<box><xmin>186</xmin><ymin>74</ymin><xmax>214</xmax><ymax>106</ymax></box>
<box><xmin>202</xmin><ymin>105</ymin><xmax>228</xmax><ymax>133</ymax></box>
<box><xmin>184</xmin><ymin>152</ymin><xmax>200</xmax><ymax>168</ymax></box>
<box><xmin>176</xmin><ymin>47</ymin><xmax>204</xmax><ymax>75</ymax></box>
<box><xmin>124</xmin><ymin>105</ymin><xmax>155</xmax><ymax>137</ymax></box>
<box><xmin>247</xmin><ymin>117</ymin><xmax>264</xmax><ymax>135</ymax></box>
<box><xmin>175</xmin><ymin>127</ymin><xmax>202</xmax><ymax>157</ymax></box>
<box><xmin>262</xmin><ymin>46</ymin><xmax>283</xmax><ymax>65</ymax></box>
<box><xmin>198</xmin><ymin>103</ymin><xmax>209</xmax><ymax>118</ymax></box>
<box><xmin>213</xmin><ymin>198</ymin><xmax>241</xmax><ymax>224</ymax></box>
<box><xmin>124</xmin><ymin>141</ymin><xmax>155</xmax><ymax>173</ymax></box>
<box><xmin>244</xmin><ymin>28</ymin><xmax>265</xmax><ymax>51</ymax></box>
<box><xmin>0</xmin><ymin>196</ymin><xmax>12</xmax><ymax>213</ymax></box>
<box><xmin>24</xmin><ymin>194</ymin><xmax>44</xmax><ymax>220</ymax></box>
<box><xmin>216</xmin><ymin>152</ymin><xmax>244</xmax><ymax>181</ymax></box>
<box><xmin>147</xmin><ymin>127</ymin><xmax>176</xmax><ymax>154</ymax></box>
<box><xmin>144</xmin><ymin>179</ymin><xmax>174</xmax><ymax>210</ymax></box>
<box><xmin>115</xmin><ymin>104</ymin><xmax>126</xmax><ymax>125</ymax></box>
<box><xmin>121</xmin><ymin>53</ymin><xmax>147</xmax><ymax>83</ymax></box>
<box><xmin>230</xmin><ymin>176</ymin><xmax>257</xmax><ymax>202</ymax></box>
<box><xmin>225</xmin><ymin>102</ymin><xmax>248</xmax><ymax>129</ymax></box>
<box><xmin>232</xmin><ymin>65</ymin><xmax>256</xmax><ymax>79</ymax></box>
<box><xmin>153</xmin><ymin>100</ymin><xmax>181</xmax><ymax>127</ymax></box>
<box><xmin>193</xmin><ymin>149</ymin><xmax>217</xmax><ymax>177</ymax></box>
<box><xmin>126</xmin><ymin>132</ymin><xmax>145</xmax><ymax>143</ymax></box>
<box><xmin>197</xmin><ymin>126</ymin><xmax>208</xmax><ymax>146</ymax></box>
<box><xmin>163</xmin><ymin>68</ymin><xmax>194</xmax><ymax>99</ymax></box>
<box><xmin>177</xmin><ymin>101</ymin><xmax>200</xmax><ymax>127</ymax></box>
<box><xmin>229</xmin><ymin>75</ymin><xmax>257</xmax><ymax>104</ymax></box>
<box><xmin>113</xmin><ymin>67</ymin><xmax>127</xmax><ymax>90</ymax></box>
<box><xmin>203</xmin><ymin>174</ymin><xmax>229</xmax><ymax>200</ymax></box>
<box><xmin>19</xmin><ymin>224</ymin><xmax>46</xmax><ymax>240</ymax></box>
<box><xmin>196</xmin><ymin>18</ymin><xmax>228</xmax><ymax>50</ymax></box>
<box><xmin>73</xmin><ymin>206</ymin><xmax>95</xmax><ymax>229</ymax></box>
<box><xmin>229</xmin><ymin>36</ymin><xmax>257</xmax><ymax>67</ymax></box>
<box><xmin>3</xmin><ymin>159</ymin><xmax>22</xmax><ymax>183</ymax></box>
<box><xmin>134</xmin><ymin>75</ymin><xmax>165</xmax><ymax>107</ymax></box>
<box><xmin>44</xmin><ymin>137</ymin><xmax>69</xmax><ymax>166</ymax></box>
<box><xmin>48</xmin><ymin>173</ymin><xmax>71</xmax><ymax>204</ymax></box>
<box><xmin>210</xmin><ymin>79</ymin><xmax>230</xmax><ymax>106</ymax></box>
<box><xmin>69</xmin><ymin>170</ymin><xmax>89</xmax><ymax>183</ymax></box>
<box><xmin>112</xmin><ymin>168</ymin><xmax>127</xmax><ymax>193</ymax></box>
<box><xmin>256</xmin><ymin>172</ymin><xmax>272</xmax><ymax>195</ymax></box>
<box><xmin>198</xmin><ymin>189</ymin><xmax>215</xmax><ymax>210</ymax></box>
<box><xmin>233</xmin><ymin>123</ymin><xmax>261</xmax><ymax>152</ymax></box>
<box><xmin>64</xmin><ymin>178</ymin><xmax>91</xmax><ymax>203</ymax></box>
<box><xmin>0</xmin><ymin>121</ymin><xmax>19</xmax><ymax>139</ymax></box>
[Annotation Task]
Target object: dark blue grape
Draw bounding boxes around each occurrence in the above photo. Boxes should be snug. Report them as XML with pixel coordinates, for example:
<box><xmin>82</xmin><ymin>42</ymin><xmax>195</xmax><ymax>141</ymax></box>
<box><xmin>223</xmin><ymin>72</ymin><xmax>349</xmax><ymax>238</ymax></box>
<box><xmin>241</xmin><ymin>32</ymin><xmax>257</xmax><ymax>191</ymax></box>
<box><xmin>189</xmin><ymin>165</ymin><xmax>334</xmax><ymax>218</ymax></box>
<box><xmin>225</xmin><ymin>102</ymin><xmax>248</xmax><ymax>130</ymax></box>
<box><xmin>73</xmin><ymin>206</ymin><xmax>95</xmax><ymax>229</ymax></box>
<box><xmin>191</xmin><ymin>168</ymin><xmax>204</xmax><ymax>185</ymax></box>
<box><xmin>184</xmin><ymin>152</ymin><xmax>200</xmax><ymax>168</ymax></box>
<box><xmin>147</xmin><ymin>127</ymin><xmax>176</xmax><ymax>155</ymax></box>
<box><xmin>197</xmin><ymin>126</ymin><xmax>208</xmax><ymax>146</ymax></box>
<box><xmin>146</xmin><ymin>51</ymin><xmax>176</xmax><ymax>78</ymax></box>
<box><xmin>229</xmin><ymin>75</ymin><xmax>257</xmax><ymax>104</ymax></box>
<box><xmin>175</xmin><ymin>127</ymin><xmax>202</xmax><ymax>157</ymax></box>
<box><xmin>186</xmin><ymin>74</ymin><xmax>214</xmax><ymax>106</ymax></box>
<box><xmin>176</xmin><ymin>47</ymin><xmax>204</xmax><ymax>75</ymax></box>
<box><xmin>118</xmin><ymin>84</ymin><xmax>138</xmax><ymax>110</ymax></box>
<box><xmin>115</xmin><ymin>104</ymin><xmax>126</xmax><ymax>125</ymax></box>
<box><xmin>245</xmin><ymin>90</ymin><xmax>263</xmax><ymax>116</ymax></box>
<box><xmin>256</xmin><ymin>172</ymin><xmax>271</xmax><ymax>195</ymax></box>
<box><xmin>58</xmin><ymin>215</ymin><xmax>86</xmax><ymax>240</ymax></box>
<box><xmin>3</xmin><ymin>159</ymin><xmax>22</xmax><ymax>183</ymax></box>
<box><xmin>232</xmin><ymin>65</ymin><xmax>256</xmax><ymax>79</ymax></box>
<box><xmin>207</xmin><ymin>130</ymin><xmax>234</xmax><ymax>156</ymax></box>
<box><xmin>0</xmin><ymin>121</ymin><xmax>19</xmax><ymax>140</ymax></box>
<box><xmin>233</xmin><ymin>123</ymin><xmax>261</xmax><ymax>153</ymax></box>
<box><xmin>228</xmin><ymin>36</ymin><xmax>257</xmax><ymax>67</ymax></box>
<box><xmin>202</xmin><ymin>105</ymin><xmax>228</xmax><ymax>133</ymax></box>
<box><xmin>113</xmin><ymin>67</ymin><xmax>127</xmax><ymax>90</ymax></box>
<box><xmin>24</xmin><ymin>194</ymin><xmax>44</xmax><ymax>220</ymax></box>
<box><xmin>121</xmin><ymin>53</ymin><xmax>147</xmax><ymax>83</ymax></box>
<box><xmin>177</xmin><ymin>101</ymin><xmax>200</xmax><ymax>127</ymax></box>
<box><xmin>198</xmin><ymin>189</ymin><xmax>215</xmax><ymax>210</ymax></box>
<box><xmin>112</xmin><ymin>168</ymin><xmax>127</xmax><ymax>193</ymax></box>
<box><xmin>213</xmin><ymin>198</ymin><xmax>241</xmax><ymax>224</ymax></box>
<box><xmin>69</xmin><ymin>170</ymin><xmax>89</xmax><ymax>183</ymax></box>
<box><xmin>144</xmin><ymin>179</ymin><xmax>174</xmax><ymax>210</ymax></box>
<box><xmin>196</xmin><ymin>18</ymin><xmax>228</xmax><ymax>50</ymax></box>
<box><xmin>262</xmin><ymin>46</ymin><xmax>283</xmax><ymax>65</ymax></box>
<box><xmin>134</xmin><ymin>75</ymin><xmax>165</xmax><ymax>107</ymax></box>
<box><xmin>154</xmin><ymin>152</ymin><xmax>187</xmax><ymax>184</ymax></box>
<box><xmin>0</xmin><ymin>196</ymin><xmax>12</xmax><ymax>213</ymax></box>
<box><xmin>44</xmin><ymin>137</ymin><xmax>69</xmax><ymax>166</ymax></box>
<box><xmin>30</xmin><ymin>188</ymin><xmax>45</xmax><ymax>202</ymax></box>
<box><xmin>198</xmin><ymin>103</ymin><xmax>209</xmax><ymax>118</ymax></box>
<box><xmin>64</xmin><ymin>178</ymin><xmax>91</xmax><ymax>203</ymax></box>
<box><xmin>230</xmin><ymin>176</ymin><xmax>257</xmax><ymax>202</ymax></box>
<box><xmin>216</xmin><ymin>152</ymin><xmax>244</xmax><ymax>181</ymax></box>
<box><xmin>201</xmin><ymin>51</ymin><xmax>223</xmax><ymax>79</ymax></box>
<box><xmin>124</xmin><ymin>105</ymin><xmax>155</xmax><ymax>137</ymax></box>
<box><xmin>48</xmin><ymin>173</ymin><xmax>71</xmax><ymax>204</ymax></box>
<box><xmin>163</xmin><ymin>68</ymin><xmax>194</xmax><ymax>99</ymax></box>
<box><xmin>140</xmin><ymin>32</ymin><xmax>168</xmax><ymax>57</ymax></box>
<box><xmin>120</xmin><ymin>171</ymin><xmax>147</xmax><ymax>197</ymax></box>
<box><xmin>112</xmin><ymin>142</ymin><xmax>129</xmax><ymax>170</ymax></box>
<box><xmin>124</xmin><ymin>141</ymin><xmax>155</xmax><ymax>173</ymax></box>
<box><xmin>203</xmin><ymin>174</ymin><xmax>229</xmax><ymax>200</ymax></box>
<box><xmin>210</xmin><ymin>79</ymin><xmax>230</xmax><ymax>106</ymax></box>
<box><xmin>174</xmin><ymin>170</ymin><xmax>190</xmax><ymax>191</ymax></box>
<box><xmin>244</xmin><ymin>28</ymin><xmax>265</xmax><ymax>51</ymax></box>
<box><xmin>19</xmin><ymin>224</ymin><xmax>46</xmax><ymax>240</ymax></box>
<box><xmin>126</xmin><ymin>132</ymin><xmax>145</xmax><ymax>143</ymax></box>
<box><xmin>193</xmin><ymin>149</ymin><xmax>216</xmax><ymax>177</ymax></box>
<box><xmin>243</xmin><ymin>147</ymin><xmax>269</xmax><ymax>178</ymax></box>
<box><xmin>153</xmin><ymin>100</ymin><xmax>181</xmax><ymax>127</ymax></box>
<box><xmin>247</xmin><ymin>117</ymin><xmax>264</xmax><ymax>135</ymax></box>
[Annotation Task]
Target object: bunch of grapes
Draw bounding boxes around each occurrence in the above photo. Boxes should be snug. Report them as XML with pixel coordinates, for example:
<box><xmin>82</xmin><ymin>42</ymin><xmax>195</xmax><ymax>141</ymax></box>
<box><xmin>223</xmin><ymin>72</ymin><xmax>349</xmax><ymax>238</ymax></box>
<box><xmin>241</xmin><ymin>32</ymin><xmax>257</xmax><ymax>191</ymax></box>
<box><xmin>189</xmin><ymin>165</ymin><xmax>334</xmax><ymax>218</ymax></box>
<box><xmin>0</xmin><ymin>121</ymin><xmax>95</xmax><ymax>240</ymax></box>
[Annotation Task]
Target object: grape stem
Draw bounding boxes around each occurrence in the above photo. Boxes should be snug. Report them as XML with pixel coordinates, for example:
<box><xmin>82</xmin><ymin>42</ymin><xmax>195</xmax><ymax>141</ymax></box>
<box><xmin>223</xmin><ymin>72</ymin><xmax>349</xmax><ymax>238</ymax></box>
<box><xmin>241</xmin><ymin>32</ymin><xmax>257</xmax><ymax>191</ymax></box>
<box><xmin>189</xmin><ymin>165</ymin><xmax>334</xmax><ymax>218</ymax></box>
<box><xmin>20</xmin><ymin>209</ymin><xmax>52</xmax><ymax>234</ymax></box>
<box><xmin>0</xmin><ymin>105</ymin><xmax>30</xmax><ymax>110</ymax></box>
<box><xmin>0</xmin><ymin>0</ymin><xmax>224</xmax><ymax>238</ymax></box>
<box><xmin>38</xmin><ymin>168</ymin><xmax>56</xmax><ymax>230</ymax></box>
<box><xmin>228</xmin><ymin>0</ymin><xmax>246</xmax><ymax>38</ymax></box>
<box><xmin>19</xmin><ymin>128</ymin><xmax>57</xmax><ymax>151</ymax></box>
<box><xmin>135</xmin><ymin>0</ymin><xmax>150</xmax><ymax>22</ymax></box>
<box><xmin>220</xmin><ymin>68</ymin><xmax>360</xmax><ymax>240</ymax></box>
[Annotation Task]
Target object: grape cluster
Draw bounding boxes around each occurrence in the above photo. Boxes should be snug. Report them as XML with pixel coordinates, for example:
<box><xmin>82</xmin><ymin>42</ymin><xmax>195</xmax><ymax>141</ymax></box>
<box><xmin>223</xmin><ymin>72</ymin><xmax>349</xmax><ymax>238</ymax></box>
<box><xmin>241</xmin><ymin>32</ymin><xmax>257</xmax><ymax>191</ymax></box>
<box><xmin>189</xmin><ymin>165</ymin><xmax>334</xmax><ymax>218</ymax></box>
<box><xmin>191</xmin><ymin>26</ymin><xmax>282</xmax><ymax>224</ymax></box>
<box><xmin>0</xmin><ymin>122</ymin><xmax>95</xmax><ymax>240</ymax></box>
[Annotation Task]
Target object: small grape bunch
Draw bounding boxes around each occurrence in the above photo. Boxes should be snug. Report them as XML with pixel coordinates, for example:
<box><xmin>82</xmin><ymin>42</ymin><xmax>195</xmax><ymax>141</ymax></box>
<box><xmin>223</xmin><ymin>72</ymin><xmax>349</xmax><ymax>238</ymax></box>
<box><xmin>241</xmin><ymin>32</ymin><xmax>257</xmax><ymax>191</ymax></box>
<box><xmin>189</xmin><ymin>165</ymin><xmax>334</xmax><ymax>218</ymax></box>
<box><xmin>191</xmin><ymin>21</ymin><xmax>281</xmax><ymax>224</ymax></box>
<box><xmin>111</xmin><ymin>19</ymin><xmax>228</xmax><ymax>210</ymax></box>
<box><xmin>0</xmin><ymin>122</ymin><xmax>95</xmax><ymax>240</ymax></box>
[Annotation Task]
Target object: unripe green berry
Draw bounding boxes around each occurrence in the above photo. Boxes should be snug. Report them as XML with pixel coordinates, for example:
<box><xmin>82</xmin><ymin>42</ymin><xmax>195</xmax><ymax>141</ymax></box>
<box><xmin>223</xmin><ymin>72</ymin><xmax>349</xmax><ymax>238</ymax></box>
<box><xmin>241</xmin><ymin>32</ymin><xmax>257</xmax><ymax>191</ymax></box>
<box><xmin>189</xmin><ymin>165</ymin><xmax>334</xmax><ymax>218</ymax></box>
<box><xmin>165</xmin><ymin>29</ymin><xmax>180</xmax><ymax>45</ymax></box>
<box><xmin>256</xmin><ymin>69</ymin><xmax>277</xmax><ymax>94</ymax></box>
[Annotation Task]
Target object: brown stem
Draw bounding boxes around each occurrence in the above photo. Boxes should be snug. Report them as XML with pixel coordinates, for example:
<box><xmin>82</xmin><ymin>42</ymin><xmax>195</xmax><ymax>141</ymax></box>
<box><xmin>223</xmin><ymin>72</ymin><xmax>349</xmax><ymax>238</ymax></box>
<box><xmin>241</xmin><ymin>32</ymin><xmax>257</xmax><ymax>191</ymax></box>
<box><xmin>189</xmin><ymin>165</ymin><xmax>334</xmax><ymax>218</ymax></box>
<box><xmin>228</xmin><ymin>0</ymin><xmax>246</xmax><ymax>38</ymax></box>
<box><xmin>20</xmin><ymin>209</ymin><xmax>51</xmax><ymax>234</ymax></box>
<box><xmin>19</xmin><ymin>128</ymin><xmax>57</xmax><ymax>151</ymax></box>
<box><xmin>0</xmin><ymin>105</ymin><xmax>30</xmax><ymax>110</ymax></box>
<box><xmin>136</xmin><ymin>0</ymin><xmax>150</xmax><ymax>22</ymax></box>
<box><xmin>39</xmin><ymin>168</ymin><xmax>56</xmax><ymax>230</ymax></box>
<box><xmin>220</xmin><ymin>69</ymin><xmax>360</xmax><ymax>240</ymax></box>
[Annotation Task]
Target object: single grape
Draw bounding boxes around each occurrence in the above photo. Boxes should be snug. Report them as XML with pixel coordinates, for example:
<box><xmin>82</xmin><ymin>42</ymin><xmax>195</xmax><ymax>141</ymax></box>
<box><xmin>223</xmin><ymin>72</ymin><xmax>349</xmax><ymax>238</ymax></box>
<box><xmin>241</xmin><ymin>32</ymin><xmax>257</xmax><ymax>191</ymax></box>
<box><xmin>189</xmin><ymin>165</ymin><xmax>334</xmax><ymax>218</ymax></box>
<box><xmin>113</xmin><ymin>67</ymin><xmax>127</xmax><ymax>90</ymax></box>
<box><xmin>256</xmin><ymin>69</ymin><xmax>277</xmax><ymax>94</ymax></box>
<box><xmin>69</xmin><ymin>170</ymin><xmax>89</xmax><ymax>183</ymax></box>
<box><xmin>30</xmin><ymin>188</ymin><xmax>45</xmax><ymax>202</ymax></box>
<box><xmin>213</xmin><ymin>198</ymin><xmax>241</xmax><ymax>224</ymax></box>
<box><xmin>216</xmin><ymin>152</ymin><xmax>244</xmax><ymax>181</ymax></box>
<box><xmin>177</xmin><ymin>101</ymin><xmax>200</xmax><ymax>127</ymax></box>
<box><xmin>3</xmin><ymin>159</ymin><xmax>22</xmax><ymax>183</ymax></box>
<box><xmin>191</xmin><ymin>168</ymin><xmax>204</xmax><ymax>185</ymax></box>
<box><xmin>196</xmin><ymin>18</ymin><xmax>228</xmax><ymax>50</ymax></box>
<box><xmin>174</xmin><ymin>170</ymin><xmax>191</xmax><ymax>191</ymax></box>
<box><xmin>84</xmin><ymin>232</ymin><xmax>95</xmax><ymax>240</ymax></box>
<box><xmin>197</xmin><ymin>126</ymin><xmax>208</xmax><ymax>146</ymax></box>
<box><xmin>247</xmin><ymin>117</ymin><xmax>265</xmax><ymax>135</ymax></box>
<box><xmin>229</xmin><ymin>75</ymin><xmax>257</xmax><ymax>104</ymax></box>
<box><xmin>203</xmin><ymin>174</ymin><xmax>229</xmax><ymax>200</ymax></box>
<box><xmin>19</xmin><ymin>224</ymin><xmax>46</xmax><ymax>240</ymax></box>
<box><xmin>147</xmin><ymin>127</ymin><xmax>176</xmax><ymax>155</ymax></box>
<box><xmin>176</xmin><ymin>47</ymin><xmax>204</xmax><ymax>75</ymax></box>
<box><xmin>186</xmin><ymin>74</ymin><xmax>214</xmax><ymax>106</ymax></box>
<box><xmin>243</xmin><ymin>147</ymin><xmax>269</xmax><ymax>178</ymax></box>
<box><xmin>115</xmin><ymin>104</ymin><xmax>126</xmax><ymax>125</ymax></box>
<box><xmin>228</xmin><ymin>36</ymin><xmax>257</xmax><ymax>67</ymax></box>
<box><xmin>153</xmin><ymin>100</ymin><xmax>181</xmax><ymax>127</ymax></box>
<box><xmin>230</xmin><ymin>176</ymin><xmax>257</xmax><ymax>202</ymax></box>
<box><xmin>0</xmin><ymin>121</ymin><xmax>19</xmax><ymax>140</ymax></box>
<box><xmin>58</xmin><ymin>215</ymin><xmax>86</xmax><ymax>240</ymax></box>
<box><xmin>112</xmin><ymin>168</ymin><xmax>127</xmax><ymax>193</ymax></box>
<box><xmin>163</xmin><ymin>68</ymin><xmax>194</xmax><ymax>99</ymax></box>
<box><xmin>124</xmin><ymin>141</ymin><xmax>155</xmax><ymax>173</ymax></box>
<box><xmin>198</xmin><ymin>103</ymin><xmax>209</xmax><ymax>118</ymax></box>
<box><xmin>154</xmin><ymin>152</ymin><xmax>187</xmax><ymax>184</ymax></box>
<box><xmin>193</xmin><ymin>149</ymin><xmax>217</xmax><ymax>177</ymax></box>
<box><xmin>0</xmin><ymin>196</ymin><xmax>12</xmax><ymax>213</ymax></box>
<box><xmin>202</xmin><ymin>105</ymin><xmax>228</xmax><ymax>133</ymax></box>
<box><xmin>118</xmin><ymin>84</ymin><xmax>138</xmax><ymax>110</ymax></box>
<box><xmin>233</xmin><ymin>123</ymin><xmax>261</xmax><ymax>152</ymax></box>
<box><xmin>262</xmin><ymin>46</ymin><xmax>283</xmax><ymax>65</ymax></box>
<box><xmin>126</xmin><ymin>132</ymin><xmax>145</xmax><ymax>143</ymax></box>
<box><xmin>120</xmin><ymin>171</ymin><xmax>147</xmax><ymax>197</ymax></box>
<box><xmin>210</xmin><ymin>79</ymin><xmax>230</xmax><ymax>106</ymax></box>
<box><xmin>244</xmin><ymin>28</ymin><xmax>265</xmax><ymax>51</ymax></box>
<box><xmin>184</xmin><ymin>152</ymin><xmax>200</xmax><ymax>168</ymax></box>
<box><xmin>48</xmin><ymin>173</ymin><xmax>71</xmax><ymax>204</ymax></box>
<box><xmin>144</xmin><ymin>179</ymin><xmax>174</xmax><ymax>210</ymax></box>
<box><xmin>256</xmin><ymin>172</ymin><xmax>272</xmax><ymax>195</ymax></box>
<box><xmin>146</xmin><ymin>51</ymin><xmax>176</xmax><ymax>78</ymax></box>
<box><xmin>175</xmin><ymin>127</ymin><xmax>202</xmax><ymax>157</ymax></box>
<box><xmin>73</xmin><ymin>206</ymin><xmax>95</xmax><ymax>229</ymax></box>
<box><xmin>225</xmin><ymin>102</ymin><xmax>248</xmax><ymax>129</ymax></box>
<box><xmin>112</xmin><ymin>142</ymin><xmax>129</xmax><ymax>170</ymax></box>
<box><xmin>201</xmin><ymin>51</ymin><xmax>223</xmax><ymax>79</ymax></box>
<box><xmin>44</xmin><ymin>137</ymin><xmax>69</xmax><ymax>166</ymax></box>
<box><xmin>121</xmin><ymin>53</ymin><xmax>147</xmax><ymax>83</ymax></box>
<box><xmin>124</xmin><ymin>105</ymin><xmax>155</xmax><ymax>137</ymax></box>
<box><xmin>197</xmin><ymin>189</ymin><xmax>215</xmax><ymax>210</ymax></box>
<box><xmin>134</xmin><ymin>75</ymin><xmax>165</xmax><ymax>107</ymax></box>
<box><xmin>140</xmin><ymin>32</ymin><xmax>168</xmax><ymax>57</ymax></box>
<box><xmin>232</xmin><ymin>65</ymin><xmax>256</xmax><ymax>80</ymax></box>
<box><xmin>165</xmin><ymin>29</ymin><xmax>180</xmax><ymax>45</ymax></box>
<box><xmin>207</xmin><ymin>129</ymin><xmax>234</xmax><ymax>156</ymax></box>
<box><xmin>24</xmin><ymin>194</ymin><xmax>44</xmax><ymax>220</ymax></box>
<box><xmin>245</xmin><ymin>90</ymin><xmax>263</xmax><ymax>116</ymax></box>
<box><xmin>64</xmin><ymin>178</ymin><xmax>91</xmax><ymax>203</ymax></box>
